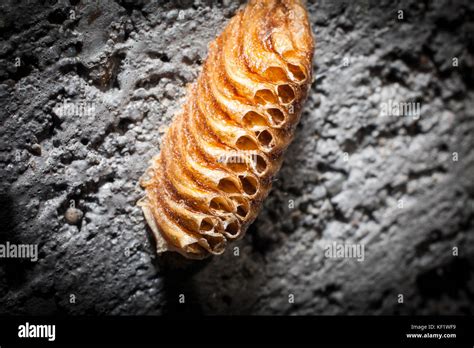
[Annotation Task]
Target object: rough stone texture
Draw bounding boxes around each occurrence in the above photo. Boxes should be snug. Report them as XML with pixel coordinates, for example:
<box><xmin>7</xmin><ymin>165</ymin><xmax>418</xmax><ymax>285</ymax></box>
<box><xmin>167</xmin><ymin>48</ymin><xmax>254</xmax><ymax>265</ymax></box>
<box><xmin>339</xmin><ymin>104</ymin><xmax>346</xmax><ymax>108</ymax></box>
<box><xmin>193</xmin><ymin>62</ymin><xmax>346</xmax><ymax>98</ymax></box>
<box><xmin>1</xmin><ymin>0</ymin><xmax>473</xmax><ymax>315</ymax></box>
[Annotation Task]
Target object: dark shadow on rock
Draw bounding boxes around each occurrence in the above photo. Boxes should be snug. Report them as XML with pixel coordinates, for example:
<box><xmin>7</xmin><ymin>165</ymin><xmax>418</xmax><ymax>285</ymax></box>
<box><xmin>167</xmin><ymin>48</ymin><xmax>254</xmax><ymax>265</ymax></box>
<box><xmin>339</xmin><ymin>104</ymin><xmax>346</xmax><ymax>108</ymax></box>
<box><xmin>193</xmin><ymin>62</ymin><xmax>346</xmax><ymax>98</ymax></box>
<box><xmin>0</xmin><ymin>193</ymin><xmax>15</xmax><ymax>242</ymax></box>
<box><xmin>145</xmin><ymin>224</ymin><xmax>210</xmax><ymax>316</ymax></box>
<box><xmin>0</xmin><ymin>193</ymin><xmax>34</xmax><ymax>293</ymax></box>
<box><xmin>416</xmin><ymin>257</ymin><xmax>473</xmax><ymax>301</ymax></box>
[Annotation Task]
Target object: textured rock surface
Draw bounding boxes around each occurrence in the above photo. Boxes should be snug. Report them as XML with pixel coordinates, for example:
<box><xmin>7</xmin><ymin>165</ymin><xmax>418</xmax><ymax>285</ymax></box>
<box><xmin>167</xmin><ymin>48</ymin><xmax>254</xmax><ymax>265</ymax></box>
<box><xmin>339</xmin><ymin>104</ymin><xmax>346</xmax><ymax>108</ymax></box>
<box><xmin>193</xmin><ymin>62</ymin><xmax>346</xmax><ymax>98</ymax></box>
<box><xmin>1</xmin><ymin>0</ymin><xmax>473</xmax><ymax>315</ymax></box>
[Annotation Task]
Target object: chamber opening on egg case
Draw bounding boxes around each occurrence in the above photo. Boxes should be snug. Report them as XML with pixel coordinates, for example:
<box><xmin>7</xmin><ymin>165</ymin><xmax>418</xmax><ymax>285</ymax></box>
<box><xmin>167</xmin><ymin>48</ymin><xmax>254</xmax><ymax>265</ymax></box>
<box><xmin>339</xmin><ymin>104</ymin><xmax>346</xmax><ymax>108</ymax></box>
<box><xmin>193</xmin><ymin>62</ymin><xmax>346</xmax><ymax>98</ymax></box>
<box><xmin>257</xmin><ymin>130</ymin><xmax>273</xmax><ymax>147</ymax></box>
<box><xmin>199</xmin><ymin>217</ymin><xmax>214</xmax><ymax>231</ymax></box>
<box><xmin>218</xmin><ymin>177</ymin><xmax>241</xmax><ymax>194</ymax></box>
<box><xmin>255</xmin><ymin>89</ymin><xmax>278</xmax><ymax>104</ymax></box>
<box><xmin>236</xmin><ymin>135</ymin><xmax>259</xmax><ymax>150</ymax></box>
<box><xmin>287</xmin><ymin>63</ymin><xmax>306</xmax><ymax>81</ymax></box>
<box><xmin>255</xmin><ymin>154</ymin><xmax>268</xmax><ymax>173</ymax></box>
<box><xmin>231</xmin><ymin>196</ymin><xmax>250</xmax><ymax>218</ymax></box>
<box><xmin>242</xmin><ymin>111</ymin><xmax>268</xmax><ymax>127</ymax></box>
<box><xmin>239</xmin><ymin>175</ymin><xmax>258</xmax><ymax>195</ymax></box>
<box><xmin>267</xmin><ymin>108</ymin><xmax>285</xmax><ymax>125</ymax></box>
<box><xmin>205</xmin><ymin>234</ymin><xmax>224</xmax><ymax>249</ymax></box>
<box><xmin>236</xmin><ymin>205</ymin><xmax>248</xmax><ymax>218</ymax></box>
<box><xmin>262</xmin><ymin>66</ymin><xmax>288</xmax><ymax>82</ymax></box>
<box><xmin>209</xmin><ymin>196</ymin><xmax>234</xmax><ymax>212</ymax></box>
<box><xmin>224</xmin><ymin>219</ymin><xmax>240</xmax><ymax>236</ymax></box>
<box><xmin>277</xmin><ymin>84</ymin><xmax>295</xmax><ymax>103</ymax></box>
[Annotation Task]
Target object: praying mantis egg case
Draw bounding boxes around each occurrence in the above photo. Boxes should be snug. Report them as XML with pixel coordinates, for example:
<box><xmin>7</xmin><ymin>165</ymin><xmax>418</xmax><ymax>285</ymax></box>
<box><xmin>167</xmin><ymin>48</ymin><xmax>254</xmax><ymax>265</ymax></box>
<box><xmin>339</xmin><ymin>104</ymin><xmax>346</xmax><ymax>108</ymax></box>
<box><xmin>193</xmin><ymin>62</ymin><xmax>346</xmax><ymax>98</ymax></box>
<box><xmin>138</xmin><ymin>0</ymin><xmax>314</xmax><ymax>259</ymax></box>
